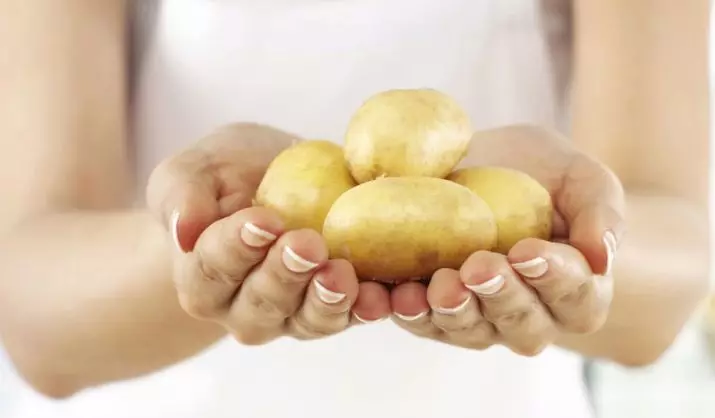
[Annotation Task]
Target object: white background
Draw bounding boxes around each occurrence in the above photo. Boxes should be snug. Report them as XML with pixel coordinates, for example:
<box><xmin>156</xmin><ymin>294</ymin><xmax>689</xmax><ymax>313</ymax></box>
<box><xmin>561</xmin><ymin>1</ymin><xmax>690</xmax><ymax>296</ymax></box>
<box><xmin>588</xmin><ymin>4</ymin><xmax>715</xmax><ymax>417</ymax></box>
<box><xmin>0</xmin><ymin>5</ymin><xmax>714</xmax><ymax>418</ymax></box>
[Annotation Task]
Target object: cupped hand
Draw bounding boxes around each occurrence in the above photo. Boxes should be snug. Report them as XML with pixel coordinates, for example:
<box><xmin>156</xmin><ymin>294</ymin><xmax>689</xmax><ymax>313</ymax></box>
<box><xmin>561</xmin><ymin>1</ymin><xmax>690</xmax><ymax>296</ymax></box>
<box><xmin>146</xmin><ymin>123</ymin><xmax>391</xmax><ymax>344</ymax></box>
<box><xmin>390</xmin><ymin>125</ymin><xmax>625</xmax><ymax>355</ymax></box>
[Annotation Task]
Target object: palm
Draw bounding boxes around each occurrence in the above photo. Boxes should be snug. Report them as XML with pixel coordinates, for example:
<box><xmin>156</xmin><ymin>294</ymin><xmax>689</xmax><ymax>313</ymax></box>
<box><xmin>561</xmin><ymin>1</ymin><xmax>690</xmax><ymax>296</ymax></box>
<box><xmin>193</xmin><ymin>123</ymin><xmax>302</xmax><ymax>214</ymax></box>
<box><xmin>462</xmin><ymin>125</ymin><xmax>625</xmax><ymax>272</ymax></box>
<box><xmin>147</xmin><ymin>122</ymin><xmax>301</xmax><ymax>252</ymax></box>
<box><xmin>389</xmin><ymin>125</ymin><xmax>627</xmax><ymax>354</ymax></box>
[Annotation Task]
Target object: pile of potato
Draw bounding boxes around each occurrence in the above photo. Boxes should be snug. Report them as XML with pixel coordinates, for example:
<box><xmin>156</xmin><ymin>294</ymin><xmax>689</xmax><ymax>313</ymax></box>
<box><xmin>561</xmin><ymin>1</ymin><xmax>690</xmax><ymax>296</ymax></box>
<box><xmin>255</xmin><ymin>89</ymin><xmax>553</xmax><ymax>283</ymax></box>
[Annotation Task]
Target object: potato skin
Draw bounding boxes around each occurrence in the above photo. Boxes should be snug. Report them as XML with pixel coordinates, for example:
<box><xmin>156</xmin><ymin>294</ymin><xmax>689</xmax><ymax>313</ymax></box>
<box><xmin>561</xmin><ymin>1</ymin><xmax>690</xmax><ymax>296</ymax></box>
<box><xmin>344</xmin><ymin>89</ymin><xmax>473</xmax><ymax>184</ymax></box>
<box><xmin>322</xmin><ymin>177</ymin><xmax>497</xmax><ymax>282</ymax></box>
<box><xmin>255</xmin><ymin>140</ymin><xmax>356</xmax><ymax>232</ymax></box>
<box><xmin>447</xmin><ymin>167</ymin><xmax>553</xmax><ymax>254</ymax></box>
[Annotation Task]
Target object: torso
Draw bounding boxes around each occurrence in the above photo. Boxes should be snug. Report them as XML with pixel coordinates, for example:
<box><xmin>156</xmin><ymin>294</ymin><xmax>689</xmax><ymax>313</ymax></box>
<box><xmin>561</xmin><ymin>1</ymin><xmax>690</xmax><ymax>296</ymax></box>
<box><xmin>5</xmin><ymin>1</ymin><xmax>593</xmax><ymax>417</ymax></box>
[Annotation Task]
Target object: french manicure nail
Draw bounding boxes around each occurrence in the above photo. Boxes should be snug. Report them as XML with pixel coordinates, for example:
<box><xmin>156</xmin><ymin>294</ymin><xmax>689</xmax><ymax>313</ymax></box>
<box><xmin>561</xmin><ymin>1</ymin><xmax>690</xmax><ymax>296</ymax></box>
<box><xmin>511</xmin><ymin>257</ymin><xmax>549</xmax><ymax>278</ymax></box>
<box><xmin>313</xmin><ymin>279</ymin><xmax>346</xmax><ymax>304</ymax></box>
<box><xmin>434</xmin><ymin>294</ymin><xmax>472</xmax><ymax>315</ymax></box>
<box><xmin>170</xmin><ymin>210</ymin><xmax>184</xmax><ymax>253</ymax></box>
<box><xmin>353</xmin><ymin>312</ymin><xmax>386</xmax><ymax>324</ymax></box>
<box><xmin>241</xmin><ymin>222</ymin><xmax>277</xmax><ymax>248</ymax></box>
<box><xmin>603</xmin><ymin>230</ymin><xmax>617</xmax><ymax>276</ymax></box>
<box><xmin>282</xmin><ymin>246</ymin><xmax>319</xmax><ymax>273</ymax></box>
<box><xmin>466</xmin><ymin>275</ymin><xmax>505</xmax><ymax>296</ymax></box>
<box><xmin>393</xmin><ymin>311</ymin><xmax>428</xmax><ymax>322</ymax></box>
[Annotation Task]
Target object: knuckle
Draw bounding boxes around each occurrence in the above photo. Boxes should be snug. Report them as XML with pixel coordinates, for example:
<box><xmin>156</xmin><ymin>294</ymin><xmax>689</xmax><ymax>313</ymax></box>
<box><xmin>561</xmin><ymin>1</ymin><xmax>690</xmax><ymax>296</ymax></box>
<box><xmin>512</xmin><ymin>341</ymin><xmax>548</xmax><ymax>357</ymax></box>
<box><xmin>198</xmin><ymin>240</ymin><xmax>261</xmax><ymax>285</ymax></box>
<box><xmin>555</xmin><ymin>281</ymin><xmax>593</xmax><ymax>306</ymax></box>
<box><xmin>468</xmin><ymin>342</ymin><xmax>493</xmax><ymax>351</ymax></box>
<box><xmin>262</xmin><ymin>256</ymin><xmax>312</xmax><ymax>287</ymax></box>
<box><xmin>196</xmin><ymin>256</ymin><xmax>235</xmax><ymax>285</ymax></box>
<box><xmin>276</xmin><ymin>267</ymin><xmax>313</xmax><ymax>287</ymax></box>
<box><xmin>488</xmin><ymin>309</ymin><xmax>532</xmax><ymax>329</ymax></box>
<box><xmin>432</xmin><ymin>317</ymin><xmax>471</xmax><ymax>334</ymax></box>
<box><xmin>470</xmin><ymin>320</ymin><xmax>497</xmax><ymax>341</ymax></box>
<box><xmin>444</xmin><ymin>321</ymin><xmax>495</xmax><ymax>348</ymax></box>
<box><xmin>506</xmin><ymin>323</ymin><xmax>556</xmax><ymax>357</ymax></box>
<box><xmin>245</xmin><ymin>289</ymin><xmax>294</xmax><ymax>320</ymax></box>
<box><xmin>554</xmin><ymin>281</ymin><xmax>610</xmax><ymax>334</ymax></box>
<box><xmin>462</xmin><ymin>338</ymin><xmax>493</xmax><ymax>351</ymax></box>
<box><xmin>290</xmin><ymin>314</ymin><xmax>347</xmax><ymax>340</ymax></box>
<box><xmin>222</xmin><ymin>233</ymin><xmax>266</xmax><ymax>267</ymax></box>
<box><xmin>178</xmin><ymin>293</ymin><xmax>219</xmax><ymax>320</ymax></box>
<box><xmin>231</xmin><ymin>329</ymin><xmax>272</xmax><ymax>346</ymax></box>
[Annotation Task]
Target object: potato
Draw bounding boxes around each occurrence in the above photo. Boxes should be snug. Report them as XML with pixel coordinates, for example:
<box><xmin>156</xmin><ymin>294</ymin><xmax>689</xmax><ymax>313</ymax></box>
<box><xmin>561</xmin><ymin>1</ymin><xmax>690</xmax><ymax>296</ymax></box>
<box><xmin>255</xmin><ymin>140</ymin><xmax>356</xmax><ymax>231</ymax></box>
<box><xmin>447</xmin><ymin>167</ymin><xmax>553</xmax><ymax>254</ymax></box>
<box><xmin>322</xmin><ymin>177</ymin><xmax>497</xmax><ymax>282</ymax></box>
<box><xmin>343</xmin><ymin>88</ymin><xmax>473</xmax><ymax>183</ymax></box>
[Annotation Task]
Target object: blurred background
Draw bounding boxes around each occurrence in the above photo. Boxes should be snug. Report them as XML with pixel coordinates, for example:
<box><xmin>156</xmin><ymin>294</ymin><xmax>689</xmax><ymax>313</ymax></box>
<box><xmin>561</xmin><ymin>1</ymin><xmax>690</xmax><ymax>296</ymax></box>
<box><xmin>0</xmin><ymin>3</ymin><xmax>714</xmax><ymax>418</ymax></box>
<box><xmin>585</xmin><ymin>4</ymin><xmax>715</xmax><ymax>416</ymax></box>
<box><xmin>588</xmin><ymin>289</ymin><xmax>715</xmax><ymax>418</ymax></box>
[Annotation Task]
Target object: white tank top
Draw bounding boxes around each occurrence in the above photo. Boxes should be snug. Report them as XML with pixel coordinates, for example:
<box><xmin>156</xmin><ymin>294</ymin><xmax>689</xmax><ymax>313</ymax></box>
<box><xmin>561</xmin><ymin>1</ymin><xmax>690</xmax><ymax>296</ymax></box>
<box><xmin>4</xmin><ymin>1</ymin><xmax>593</xmax><ymax>417</ymax></box>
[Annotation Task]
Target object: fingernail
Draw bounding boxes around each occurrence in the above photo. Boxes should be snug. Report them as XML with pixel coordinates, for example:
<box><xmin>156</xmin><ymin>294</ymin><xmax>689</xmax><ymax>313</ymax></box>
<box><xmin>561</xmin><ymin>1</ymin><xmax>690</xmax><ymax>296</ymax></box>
<box><xmin>511</xmin><ymin>257</ymin><xmax>549</xmax><ymax>278</ymax></box>
<box><xmin>241</xmin><ymin>222</ymin><xmax>277</xmax><ymax>248</ymax></box>
<box><xmin>282</xmin><ymin>246</ymin><xmax>319</xmax><ymax>273</ymax></box>
<box><xmin>466</xmin><ymin>275</ymin><xmax>505</xmax><ymax>296</ymax></box>
<box><xmin>313</xmin><ymin>279</ymin><xmax>346</xmax><ymax>304</ymax></box>
<box><xmin>170</xmin><ymin>210</ymin><xmax>184</xmax><ymax>253</ymax></box>
<box><xmin>353</xmin><ymin>312</ymin><xmax>387</xmax><ymax>324</ymax></box>
<box><xmin>603</xmin><ymin>230</ymin><xmax>617</xmax><ymax>276</ymax></box>
<box><xmin>434</xmin><ymin>294</ymin><xmax>472</xmax><ymax>315</ymax></box>
<box><xmin>393</xmin><ymin>311</ymin><xmax>428</xmax><ymax>322</ymax></box>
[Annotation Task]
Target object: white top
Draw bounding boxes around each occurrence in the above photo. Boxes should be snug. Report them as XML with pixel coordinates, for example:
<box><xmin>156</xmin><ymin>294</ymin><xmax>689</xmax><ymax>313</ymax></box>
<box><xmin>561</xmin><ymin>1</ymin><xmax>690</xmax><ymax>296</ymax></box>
<box><xmin>3</xmin><ymin>1</ymin><xmax>593</xmax><ymax>417</ymax></box>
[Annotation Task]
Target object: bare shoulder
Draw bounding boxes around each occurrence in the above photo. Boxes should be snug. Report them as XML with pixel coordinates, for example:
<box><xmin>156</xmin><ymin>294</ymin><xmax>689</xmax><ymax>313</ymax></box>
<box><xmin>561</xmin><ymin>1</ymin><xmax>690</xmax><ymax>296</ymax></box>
<box><xmin>0</xmin><ymin>0</ymin><xmax>130</xmax><ymax>227</ymax></box>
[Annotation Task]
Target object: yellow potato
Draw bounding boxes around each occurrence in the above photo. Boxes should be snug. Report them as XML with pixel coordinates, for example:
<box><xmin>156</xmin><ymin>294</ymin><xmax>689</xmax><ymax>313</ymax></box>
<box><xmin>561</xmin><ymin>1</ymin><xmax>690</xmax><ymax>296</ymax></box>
<box><xmin>322</xmin><ymin>177</ymin><xmax>497</xmax><ymax>282</ymax></box>
<box><xmin>255</xmin><ymin>140</ymin><xmax>356</xmax><ymax>232</ymax></box>
<box><xmin>344</xmin><ymin>88</ymin><xmax>473</xmax><ymax>183</ymax></box>
<box><xmin>447</xmin><ymin>167</ymin><xmax>553</xmax><ymax>254</ymax></box>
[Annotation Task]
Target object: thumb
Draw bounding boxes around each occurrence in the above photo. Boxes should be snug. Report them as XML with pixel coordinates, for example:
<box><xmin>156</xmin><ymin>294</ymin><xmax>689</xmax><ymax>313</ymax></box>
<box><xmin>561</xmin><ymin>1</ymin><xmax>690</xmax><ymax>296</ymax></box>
<box><xmin>568</xmin><ymin>203</ymin><xmax>625</xmax><ymax>276</ymax></box>
<box><xmin>558</xmin><ymin>157</ymin><xmax>626</xmax><ymax>276</ymax></box>
<box><xmin>146</xmin><ymin>149</ymin><xmax>221</xmax><ymax>253</ymax></box>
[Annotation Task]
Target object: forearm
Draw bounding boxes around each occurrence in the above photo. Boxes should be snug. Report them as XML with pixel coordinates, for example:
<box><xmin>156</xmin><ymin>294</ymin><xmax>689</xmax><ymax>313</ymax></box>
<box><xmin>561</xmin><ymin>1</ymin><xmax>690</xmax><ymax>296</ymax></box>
<box><xmin>0</xmin><ymin>210</ymin><xmax>225</xmax><ymax>398</ymax></box>
<box><xmin>556</xmin><ymin>191</ymin><xmax>710</xmax><ymax>365</ymax></box>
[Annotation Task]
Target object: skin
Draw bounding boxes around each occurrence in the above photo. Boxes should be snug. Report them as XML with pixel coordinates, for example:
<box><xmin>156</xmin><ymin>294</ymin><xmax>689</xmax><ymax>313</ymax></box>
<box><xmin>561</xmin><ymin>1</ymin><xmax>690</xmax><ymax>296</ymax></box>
<box><xmin>391</xmin><ymin>0</ymin><xmax>711</xmax><ymax>365</ymax></box>
<box><xmin>0</xmin><ymin>0</ymin><xmax>709</xmax><ymax>400</ymax></box>
<box><xmin>0</xmin><ymin>1</ymin><xmax>391</xmax><ymax>398</ymax></box>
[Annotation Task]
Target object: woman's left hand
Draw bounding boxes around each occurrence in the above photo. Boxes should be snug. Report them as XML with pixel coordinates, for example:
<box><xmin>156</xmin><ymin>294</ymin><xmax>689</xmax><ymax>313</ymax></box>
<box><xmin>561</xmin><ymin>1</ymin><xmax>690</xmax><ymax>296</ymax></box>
<box><xmin>390</xmin><ymin>125</ymin><xmax>626</xmax><ymax>356</ymax></box>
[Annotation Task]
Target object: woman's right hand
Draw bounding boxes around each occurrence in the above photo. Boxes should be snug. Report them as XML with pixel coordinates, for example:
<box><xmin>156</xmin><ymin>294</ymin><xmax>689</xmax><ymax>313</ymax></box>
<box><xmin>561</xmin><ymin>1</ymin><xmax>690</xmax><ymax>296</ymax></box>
<box><xmin>146</xmin><ymin>123</ymin><xmax>391</xmax><ymax>345</ymax></box>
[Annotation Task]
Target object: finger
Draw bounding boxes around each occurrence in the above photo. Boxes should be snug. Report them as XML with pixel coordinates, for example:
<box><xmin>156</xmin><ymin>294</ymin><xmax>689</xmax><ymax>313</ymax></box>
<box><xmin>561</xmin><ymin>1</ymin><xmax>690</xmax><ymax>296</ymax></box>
<box><xmin>509</xmin><ymin>238</ymin><xmax>612</xmax><ymax>334</ymax></box>
<box><xmin>228</xmin><ymin>229</ymin><xmax>328</xmax><ymax>343</ymax></box>
<box><xmin>286</xmin><ymin>259</ymin><xmax>359</xmax><ymax>339</ymax></box>
<box><xmin>461</xmin><ymin>251</ymin><xmax>556</xmax><ymax>356</ymax></box>
<box><xmin>551</xmin><ymin>209</ymin><xmax>569</xmax><ymax>239</ymax></box>
<box><xmin>177</xmin><ymin>206</ymin><xmax>283</xmax><ymax>320</ymax></box>
<box><xmin>146</xmin><ymin>148</ymin><xmax>221</xmax><ymax>253</ymax></box>
<box><xmin>427</xmin><ymin>268</ymin><xmax>495</xmax><ymax>349</ymax></box>
<box><xmin>557</xmin><ymin>155</ymin><xmax>626</xmax><ymax>275</ymax></box>
<box><xmin>351</xmin><ymin>281</ymin><xmax>392</xmax><ymax>325</ymax></box>
<box><xmin>390</xmin><ymin>281</ymin><xmax>441</xmax><ymax>339</ymax></box>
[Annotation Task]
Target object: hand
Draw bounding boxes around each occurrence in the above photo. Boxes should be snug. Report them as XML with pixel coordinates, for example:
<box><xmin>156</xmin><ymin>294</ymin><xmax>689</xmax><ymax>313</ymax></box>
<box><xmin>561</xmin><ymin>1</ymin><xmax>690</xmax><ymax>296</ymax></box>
<box><xmin>146</xmin><ymin>123</ymin><xmax>391</xmax><ymax>344</ymax></box>
<box><xmin>389</xmin><ymin>125</ymin><xmax>625</xmax><ymax>355</ymax></box>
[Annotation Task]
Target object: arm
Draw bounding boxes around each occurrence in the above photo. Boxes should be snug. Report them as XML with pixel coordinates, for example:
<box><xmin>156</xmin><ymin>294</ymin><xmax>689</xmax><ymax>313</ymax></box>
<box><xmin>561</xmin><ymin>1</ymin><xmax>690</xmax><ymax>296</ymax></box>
<box><xmin>0</xmin><ymin>1</ymin><xmax>224</xmax><ymax>398</ymax></box>
<box><xmin>557</xmin><ymin>0</ymin><xmax>711</xmax><ymax>365</ymax></box>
